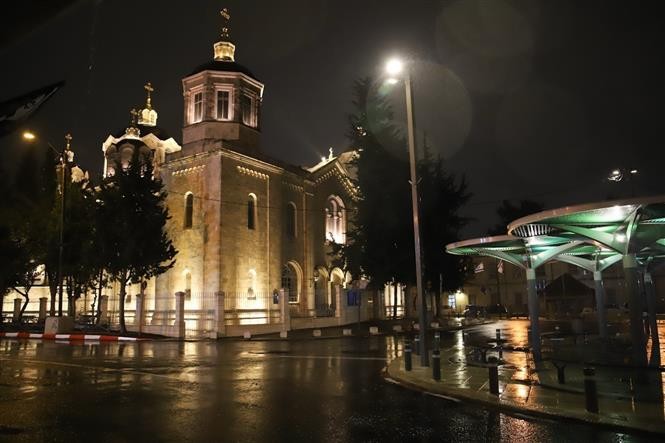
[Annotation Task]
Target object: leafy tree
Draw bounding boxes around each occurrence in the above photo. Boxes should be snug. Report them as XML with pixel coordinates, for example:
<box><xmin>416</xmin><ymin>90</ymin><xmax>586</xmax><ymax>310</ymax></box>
<box><xmin>97</xmin><ymin>149</ymin><xmax>177</xmax><ymax>333</ymax></box>
<box><xmin>488</xmin><ymin>199</ymin><xmax>544</xmax><ymax>236</ymax></box>
<box><xmin>62</xmin><ymin>178</ymin><xmax>100</xmax><ymax>316</ymax></box>
<box><xmin>7</xmin><ymin>147</ymin><xmax>49</xmax><ymax>322</ymax></box>
<box><xmin>486</xmin><ymin>199</ymin><xmax>544</xmax><ymax>305</ymax></box>
<box><xmin>335</xmin><ymin>78</ymin><xmax>471</xmax><ymax>318</ymax></box>
<box><xmin>418</xmin><ymin>142</ymin><xmax>472</xmax><ymax>314</ymax></box>
<box><xmin>332</xmin><ymin>78</ymin><xmax>412</xmax><ymax>319</ymax></box>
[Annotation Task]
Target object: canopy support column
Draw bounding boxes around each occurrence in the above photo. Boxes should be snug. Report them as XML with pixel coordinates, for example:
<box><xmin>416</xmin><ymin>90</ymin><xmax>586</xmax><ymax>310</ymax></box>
<box><xmin>526</xmin><ymin>268</ymin><xmax>541</xmax><ymax>362</ymax></box>
<box><xmin>623</xmin><ymin>254</ymin><xmax>647</xmax><ymax>366</ymax></box>
<box><xmin>593</xmin><ymin>271</ymin><xmax>608</xmax><ymax>339</ymax></box>
<box><xmin>644</xmin><ymin>271</ymin><xmax>661</xmax><ymax>367</ymax></box>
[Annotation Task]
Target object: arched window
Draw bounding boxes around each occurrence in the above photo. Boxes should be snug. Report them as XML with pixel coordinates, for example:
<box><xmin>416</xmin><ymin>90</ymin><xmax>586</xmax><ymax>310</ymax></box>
<box><xmin>286</xmin><ymin>202</ymin><xmax>297</xmax><ymax>238</ymax></box>
<box><xmin>247</xmin><ymin>194</ymin><xmax>257</xmax><ymax>230</ymax></box>
<box><xmin>184</xmin><ymin>193</ymin><xmax>193</xmax><ymax>229</ymax></box>
<box><xmin>325</xmin><ymin>196</ymin><xmax>346</xmax><ymax>243</ymax></box>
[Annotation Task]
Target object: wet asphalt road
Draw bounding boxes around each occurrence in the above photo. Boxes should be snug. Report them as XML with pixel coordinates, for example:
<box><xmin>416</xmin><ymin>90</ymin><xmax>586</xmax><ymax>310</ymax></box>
<box><xmin>0</xmin><ymin>326</ymin><xmax>652</xmax><ymax>442</ymax></box>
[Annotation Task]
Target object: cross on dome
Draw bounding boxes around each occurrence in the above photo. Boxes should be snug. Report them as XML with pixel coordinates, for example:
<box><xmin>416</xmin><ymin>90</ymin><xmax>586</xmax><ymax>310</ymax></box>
<box><xmin>138</xmin><ymin>81</ymin><xmax>158</xmax><ymax>127</ymax></box>
<box><xmin>214</xmin><ymin>7</ymin><xmax>236</xmax><ymax>61</ymax></box>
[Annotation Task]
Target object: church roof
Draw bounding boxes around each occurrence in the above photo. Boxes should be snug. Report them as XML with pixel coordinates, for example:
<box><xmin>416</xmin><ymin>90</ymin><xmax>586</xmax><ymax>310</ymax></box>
<box><xmin>112</xmin><ymin>124</ymin><xmax>172</xmax><ymax>141</ymax></box>
<box><xmin>187</xmin><ymin>60</ymin><xmax>259</xmax><ymax>81</ymax></box>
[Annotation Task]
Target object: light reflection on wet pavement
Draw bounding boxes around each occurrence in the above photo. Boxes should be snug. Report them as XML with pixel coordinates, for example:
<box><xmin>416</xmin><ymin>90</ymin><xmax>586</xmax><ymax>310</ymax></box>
<box><xmin>0</xmin><ymin>329</ymin><xmax>655</xmax><ymax>442</ymax></box>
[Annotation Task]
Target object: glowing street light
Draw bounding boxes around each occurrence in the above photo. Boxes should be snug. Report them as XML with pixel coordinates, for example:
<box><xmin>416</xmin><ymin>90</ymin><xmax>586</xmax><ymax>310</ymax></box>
<box><xmin>22</xmin><ymin>132</ymin><xmax>75</xmax><ymax>317</ymax></box>
<box><xmin>385</xmin><ymin>56</ymin><xmax>428</xmax><ymax>367</ymax></box>
<box><xmin>385</xmin><ymin>58</ymin><xmax>403</xmax><ymax>77</ymax></box>
<box><xmin>608</xmin><ymin>168</ymin><xmax>638</xmax><ymax>182</ymax></box>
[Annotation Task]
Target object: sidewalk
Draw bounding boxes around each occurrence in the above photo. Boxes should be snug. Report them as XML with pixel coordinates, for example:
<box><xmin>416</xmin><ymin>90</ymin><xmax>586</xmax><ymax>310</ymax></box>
<box><xmin>385</xmin><ymin>345</ymin><xmax>665</xmax><ymax>436</ymax></box>
<box><xmin>230</xmin><ymin>317</ymin><xmax>489</xmax><ymax>341</ymax></box>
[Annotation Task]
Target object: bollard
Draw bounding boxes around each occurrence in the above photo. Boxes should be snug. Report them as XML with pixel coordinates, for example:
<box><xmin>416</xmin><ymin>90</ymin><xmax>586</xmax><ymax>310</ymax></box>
<box><xmin>434</xmin><ymin>331</ymin><xmax>441</xmax><ymax>350</ymax></box>
<box><xmin>583</xmin><ymin>367</ymin><xmax>599</xmax><ymax>413</ymax></box>
<box><xmin>414</xmin><ymin>335</ymin><xmax>420</xmax><ymax>356</ymax></box>
<box><xmin>489</xmin><ymin>365</ymin><xmax>499</xmax><ymax>395</ymax></box>
<box><xmin>404</xmin><ymin>341</ymin><xmax>412</xmax><ymax>371</ymax></box>
<box><xmin>496</xmin><ymin>328</ymin><xmax>501</xmax><ymax>341</ymax></box>
<box><xmin>432</xmin><ymin>349</ymin><xmax>441</xmax><ymax>381</ymax></box>
<box><xmin>553</xmin><ymin>362</ymin><xmax>566</xmax><ymax>384</ymax></box>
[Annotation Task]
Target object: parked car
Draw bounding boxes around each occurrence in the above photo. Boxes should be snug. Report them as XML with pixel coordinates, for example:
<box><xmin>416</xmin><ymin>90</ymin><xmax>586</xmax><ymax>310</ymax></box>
<box><xmin>486</xmin><ymin>304</ymin><xmax>508</xmax><ymax>318</ymax></box>
<box><xmin>462</xmin><ymin>305</ymin><xmax>485</xmax><ymax>318</ymax></box>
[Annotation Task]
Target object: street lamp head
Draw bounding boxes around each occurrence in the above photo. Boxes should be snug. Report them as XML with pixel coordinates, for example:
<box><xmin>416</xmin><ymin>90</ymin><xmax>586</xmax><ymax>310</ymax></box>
<box><xmin>22</xmin><ymin>131</ymin><xmax>36</xmax><ymax>141</ymax></box>
<box><xmin>630</xmin><ymin>169</ymin><xmax>638</xmax><ymax>175</ymax></box>
<box><xmin>385</xmin><ymin>58</ymin><xmax>403</xmax><ymax>76</ymax></box>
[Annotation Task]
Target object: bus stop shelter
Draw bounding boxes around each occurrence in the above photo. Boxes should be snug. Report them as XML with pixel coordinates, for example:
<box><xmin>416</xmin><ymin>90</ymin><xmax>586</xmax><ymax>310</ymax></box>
<box><xmin>447</xmin><ymin>196</ymin><xmax>665</xmax><ymax>365</ymax></box>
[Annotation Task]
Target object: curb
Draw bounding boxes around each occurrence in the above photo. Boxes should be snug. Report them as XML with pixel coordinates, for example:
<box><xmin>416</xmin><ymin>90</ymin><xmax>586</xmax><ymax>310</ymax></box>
<box><xmin>0</xmin><ymin>332</ymin><xmax>145</xmax><ymax>342</ymax></box>
<box><xmin>383</xmin><ymin>359</ymin><xmax>665</xmax><ymax>438</ymax></box>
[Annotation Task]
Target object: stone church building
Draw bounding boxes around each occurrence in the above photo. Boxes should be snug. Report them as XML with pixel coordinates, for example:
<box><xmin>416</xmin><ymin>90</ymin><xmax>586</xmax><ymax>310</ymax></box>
<box><xmin>100</xmin><ymin>12</ymin><xmax>360</xmax><ymax>335</ymax></box>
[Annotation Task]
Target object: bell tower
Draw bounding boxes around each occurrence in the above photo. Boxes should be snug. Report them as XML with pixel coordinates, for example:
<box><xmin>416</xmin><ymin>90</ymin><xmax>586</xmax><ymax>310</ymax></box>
<box><xmin>181</xmin><ymin>8</ymin><xmax>264</xmax><ymax>156</ymax></box>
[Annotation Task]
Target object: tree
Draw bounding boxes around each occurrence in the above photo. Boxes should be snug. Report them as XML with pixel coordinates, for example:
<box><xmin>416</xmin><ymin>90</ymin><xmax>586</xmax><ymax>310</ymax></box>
<box><xmin>62</xmin><ymin>178</ymin><xmax>100</xmax><ymax>316</ymax></box>
<box><xmin>335</xmin><ymin>78</ymin><xmax>471</xmax><ymax>318</ymax></box>
<box><xmin>97</xmin><ymin>150</ymin><xmax>177</xmax><ymax>334</ymax></box>
<box><xmin>488</xmin><ymin>200</ymin><xmax>544</xmax><ymax>236</ymax></box>
<box><xmin>418</xmin><ymin>141</ymin><xmax>472</xmax><ymax>315</ymax></box>
<box><xmin>6</xmin><ymin>147</ymin><xmax>49</xmax><ymax>322</ymax></box>
<box><xmin>486</xmin><ymin>199</ymin><xmax>544</xmax><ymax>305</ymax></box>
<box><xmin>333</xmin><ymin>78</ymin><xmax>412</xmax><ymax>319</ymax></box>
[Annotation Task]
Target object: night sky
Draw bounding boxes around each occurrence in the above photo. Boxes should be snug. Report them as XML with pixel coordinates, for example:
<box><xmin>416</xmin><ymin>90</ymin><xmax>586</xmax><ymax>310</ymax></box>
<box><xmin>1</xmin><ymin>0</ymin><xmax>663</xmax><ymax>237</ymax></box>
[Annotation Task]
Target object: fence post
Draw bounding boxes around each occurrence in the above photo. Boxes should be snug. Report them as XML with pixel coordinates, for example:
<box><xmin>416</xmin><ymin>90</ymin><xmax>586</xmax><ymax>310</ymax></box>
<box><xmin>175</xmin><ymin>291</ymin><xmax>186</xmax><ymax>339</ymax></box>
<box><xmin>38</xmin><ymin>297</ymin><xmax>48</xmax><ymax>321</ymax></box>
<box><xmin>13</xmin><ymin>298</ymin><xmax>21</xmax><ymax>322</ymax></box>
<box><xmin>99</xmin><ymin>295</ymin><xmax>109</xmax><ymax>325</ymax></box>
<box><xmin>135</xmin><ymin>293</ymin><xmax>145</xmax><ymax>334</ymax></box>
<box><xmin>584</xmin><ymin>367</ymin><xmax>599</xmax><ymax>413</ymax></box>
<box><xmin>215</xmin><ymin>291</ymin><xmax>225</xmax><ymax>338</ymax></box>
<box><xmin>404</xmin><ymin>340</ymin><xmax>412</xmax><ymax>371</ymax></box>
<box><xmin>279</xmin><ymin>288</ymin><xmax>290</xmax><ymax>332</ymax></box>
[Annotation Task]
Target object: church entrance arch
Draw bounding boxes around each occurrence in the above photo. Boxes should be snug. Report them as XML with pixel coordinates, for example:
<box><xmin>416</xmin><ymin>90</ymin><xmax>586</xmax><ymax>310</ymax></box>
<box><xmin>314</xmin><ymin>266</ymin><xmax>331</xmax><ymax>317</ymax></box>
<box><xmin>281</xmin><ymin>261</ymin><xmax>302</xmax><ymax>304</ymax></box>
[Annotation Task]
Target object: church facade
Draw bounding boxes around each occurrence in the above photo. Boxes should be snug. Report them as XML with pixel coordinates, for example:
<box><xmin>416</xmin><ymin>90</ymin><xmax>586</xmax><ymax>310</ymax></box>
<box><xmin>99</xmin><ymin>11</ymin><xmax>361</xmax><ymax>335</ymax></box>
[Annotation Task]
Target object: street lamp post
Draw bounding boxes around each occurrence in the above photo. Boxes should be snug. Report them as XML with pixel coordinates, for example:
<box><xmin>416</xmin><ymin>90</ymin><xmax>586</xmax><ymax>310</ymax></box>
<box><xmin>56</xmin><ymin>134</ymin><xmax>74</xmax><ymax>317</ymax></box>
<box><xmin>386</xmin><ymin>58</ymin><xmax>428</xmax><ymax>367</ymax></box>
<box><xmin>22</xmin><ymin>131</ymin><xmax>73</xmax><ymax>317</ymax></box>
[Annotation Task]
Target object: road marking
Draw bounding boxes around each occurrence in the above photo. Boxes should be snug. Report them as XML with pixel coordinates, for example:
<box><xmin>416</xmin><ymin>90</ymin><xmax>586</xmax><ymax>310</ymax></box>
<box><xmin>0</xmin><ymin>357</ymin><xmax>186</xmax><ymax>382</ymax></box>
<box><xmin>249</xmin><ymin>353</ymin><xmax>388</xmax><ymax>361</ymax></box>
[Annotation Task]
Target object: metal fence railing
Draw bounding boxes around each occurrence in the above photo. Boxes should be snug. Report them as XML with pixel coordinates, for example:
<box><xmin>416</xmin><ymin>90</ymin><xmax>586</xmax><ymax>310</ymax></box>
<box><xmin>223</xmin><ymin>291</ymin><xmax>281</xmax><ymax>326</ymax></box>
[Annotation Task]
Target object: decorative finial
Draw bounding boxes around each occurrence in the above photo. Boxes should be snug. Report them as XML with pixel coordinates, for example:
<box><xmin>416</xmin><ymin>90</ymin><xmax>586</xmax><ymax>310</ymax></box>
<box><xmin>130</xmin><ymin>108</ymin><xmax>138</xmax><ymax>126</ymax></box>
<box><xmin>328</xmin><ymin>147</ymin><xmax>334</xmax><ymax>160</ymax></box>
<box><xmin>64</xmin><ymin>133</ymin><xmax>74</xmax><ymax>162</ymax></box>
<box><xmin>144</xmin><ymin>82</ymin><xmax>154</xmax><ymax>109</ymax></box>
<box><xmin>213</xmin><ymin>7</ymin><xmax>236</xmax><ymax>61</ymax></box>
<box><xmin>220</xmin><ymin>8</ymin><xmax>231</xmax><ymax>40</ymax></box>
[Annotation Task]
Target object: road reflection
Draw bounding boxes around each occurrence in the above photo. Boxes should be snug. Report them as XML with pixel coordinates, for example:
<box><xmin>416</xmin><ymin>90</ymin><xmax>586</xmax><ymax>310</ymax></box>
<box><xmin>0</xmin><ymin>333</ymin><xmax>656</xmax><ymax>442</ymax></box>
